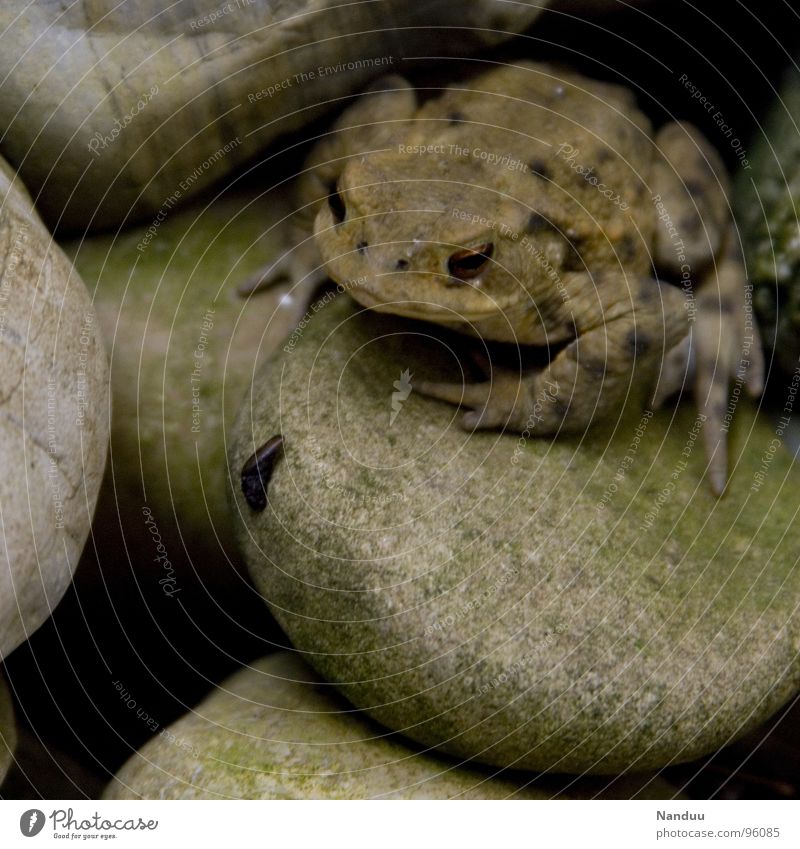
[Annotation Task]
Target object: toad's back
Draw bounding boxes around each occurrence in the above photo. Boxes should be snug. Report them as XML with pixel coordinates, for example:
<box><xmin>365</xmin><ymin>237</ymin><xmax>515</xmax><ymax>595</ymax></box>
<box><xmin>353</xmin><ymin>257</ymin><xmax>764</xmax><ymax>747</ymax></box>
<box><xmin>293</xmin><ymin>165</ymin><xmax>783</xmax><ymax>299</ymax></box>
<box><xmin>401</xmin><ymin>62</ymin><xmax>657</xmax><ymax>271</ymax></box>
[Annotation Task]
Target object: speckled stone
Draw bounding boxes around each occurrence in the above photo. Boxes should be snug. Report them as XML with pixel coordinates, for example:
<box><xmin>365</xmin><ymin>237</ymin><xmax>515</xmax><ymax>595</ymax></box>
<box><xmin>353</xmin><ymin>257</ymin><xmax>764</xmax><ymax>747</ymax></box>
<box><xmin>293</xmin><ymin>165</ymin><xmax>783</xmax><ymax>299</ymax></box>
<box><xmin>735</xmin><ymin>60</ymin><xmax>800</xmax><ymax>378</ymax></box>
<box><xmin>230</xmin><ymin>295</ymin><xmax>800</xmax><ymax>774</ymax></box>
<box><xmin>104</xmin><ymin>653</ymin><xmax>680</xmax><ymax>799</ymax></box>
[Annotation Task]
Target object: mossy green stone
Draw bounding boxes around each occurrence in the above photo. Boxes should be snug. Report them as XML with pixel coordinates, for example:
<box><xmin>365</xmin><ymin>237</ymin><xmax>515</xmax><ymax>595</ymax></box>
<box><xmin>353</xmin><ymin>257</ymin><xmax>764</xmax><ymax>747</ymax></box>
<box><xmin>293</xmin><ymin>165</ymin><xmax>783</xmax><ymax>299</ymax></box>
<box><xmin>62</xmin><ymin>189</ymin><xmax>295</xmax><ymax>596</ymax></box>
<box><xmin>104</xmin><ymin>653</ymin><xmax>679</xmax><ymax>799</ymax></box>
<box><xmin>231</xmin><ymin>295</ymin><xmax>800</xmax><ymax>774</ymax></box>
<box><xmin>735</xmin><ymin>61</ymin><xmax>800</xmax><ymax>377</ymax></box>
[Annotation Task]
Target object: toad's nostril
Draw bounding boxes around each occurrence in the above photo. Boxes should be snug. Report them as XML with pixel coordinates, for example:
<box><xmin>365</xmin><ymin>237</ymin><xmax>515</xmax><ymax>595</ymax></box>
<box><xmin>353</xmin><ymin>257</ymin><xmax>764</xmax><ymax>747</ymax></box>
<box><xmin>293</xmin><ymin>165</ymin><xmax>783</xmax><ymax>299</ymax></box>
<box><xmin>356</xmin><ymin>241</ymin><xmax>368</xmax><ymax>254</ymax></box>
<box><xmin>395</xmin><ymin>258</ymin><xmax>409</xmax><ymax>270</ymax></box>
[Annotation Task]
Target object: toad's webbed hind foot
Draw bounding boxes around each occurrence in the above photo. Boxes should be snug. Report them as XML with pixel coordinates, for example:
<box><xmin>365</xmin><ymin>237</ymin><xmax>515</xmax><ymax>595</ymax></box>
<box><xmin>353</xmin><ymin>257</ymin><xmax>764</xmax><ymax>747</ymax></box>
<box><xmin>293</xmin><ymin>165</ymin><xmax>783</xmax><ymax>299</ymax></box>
<box><xmin>652</xmin><ymin>123</ymin><xmax>765</xmax><ymax>494</ymax></box>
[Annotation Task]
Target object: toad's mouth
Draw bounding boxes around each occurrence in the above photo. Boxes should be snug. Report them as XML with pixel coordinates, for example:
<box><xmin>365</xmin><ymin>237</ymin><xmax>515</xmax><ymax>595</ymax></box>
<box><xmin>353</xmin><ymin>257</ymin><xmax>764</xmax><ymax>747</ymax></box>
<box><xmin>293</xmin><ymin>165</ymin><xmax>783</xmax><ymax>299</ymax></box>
<box><xmin>344</xmin><ymin>281</ymin><xmax>510</xmax><ymax>324</ymax></box>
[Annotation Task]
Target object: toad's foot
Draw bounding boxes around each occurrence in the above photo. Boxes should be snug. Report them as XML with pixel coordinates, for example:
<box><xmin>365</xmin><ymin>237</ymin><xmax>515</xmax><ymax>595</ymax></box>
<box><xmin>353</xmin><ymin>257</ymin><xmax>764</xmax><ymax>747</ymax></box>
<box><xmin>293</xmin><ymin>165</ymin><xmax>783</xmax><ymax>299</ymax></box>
<box><xmin>237</xmin><ymin>242</ymin><xmax>328</xmax><ymax>327</ymax></box>
<box><xmin>416</xmin><ymin>367</ymin><xmax>535</xmax><ymax>431</ymax></box>
<box><xmin>238</xmin><ymin>245</ymin><xmax>327</xmax><ymax>299</ymax></box>
<box><xmin>694</xmin><ymin>245</ymin><xmax>765</xmax><ymax>495</ymax></box>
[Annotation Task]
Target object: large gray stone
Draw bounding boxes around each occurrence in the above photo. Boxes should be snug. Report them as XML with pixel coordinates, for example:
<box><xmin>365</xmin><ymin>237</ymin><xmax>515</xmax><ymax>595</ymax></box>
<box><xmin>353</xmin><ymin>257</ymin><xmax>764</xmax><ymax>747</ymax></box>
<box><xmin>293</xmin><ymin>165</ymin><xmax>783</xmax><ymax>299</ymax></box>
<box><xmin>0</xmin><ymin>157</ymin><xmax>109</xmax><ymax>660</ymax></box>
<box><xmin>230</xmin><ymin>295</ymin><xmax>800</xmax><ymax>774</ymax></box>
<box><xmin>104</xmin><ymin>653</ymin><xmax>679</xmax><ymax>799</ymax></box>
<box><xmin>0</xmin><ymin>1</ymin><xmax>543</xmax><ymax>232</ymax></box>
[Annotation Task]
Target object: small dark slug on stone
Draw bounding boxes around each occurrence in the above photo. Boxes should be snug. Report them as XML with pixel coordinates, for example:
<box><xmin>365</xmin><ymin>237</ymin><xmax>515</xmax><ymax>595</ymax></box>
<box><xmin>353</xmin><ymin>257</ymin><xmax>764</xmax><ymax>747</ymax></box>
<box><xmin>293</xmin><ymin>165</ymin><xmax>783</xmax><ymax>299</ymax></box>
<box><xmin>241</xmin><ymin>434</ymin><xmax>284</xmax><ymax>511</ymax></box>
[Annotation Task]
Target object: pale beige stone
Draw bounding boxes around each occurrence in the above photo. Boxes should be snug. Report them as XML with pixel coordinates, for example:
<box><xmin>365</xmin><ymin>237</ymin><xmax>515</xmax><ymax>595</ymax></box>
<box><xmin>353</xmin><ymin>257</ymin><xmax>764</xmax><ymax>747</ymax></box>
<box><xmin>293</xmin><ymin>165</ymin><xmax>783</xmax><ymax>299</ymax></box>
<box><xmin>0</xmin><ymin>158</ymin><xmax>109</xmax><ymax>659</ymax></box>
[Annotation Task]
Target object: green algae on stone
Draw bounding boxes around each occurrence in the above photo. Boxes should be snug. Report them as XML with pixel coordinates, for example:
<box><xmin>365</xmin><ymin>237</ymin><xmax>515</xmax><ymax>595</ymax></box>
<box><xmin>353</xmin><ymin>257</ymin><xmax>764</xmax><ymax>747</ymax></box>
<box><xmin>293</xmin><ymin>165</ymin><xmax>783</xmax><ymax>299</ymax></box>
<box><xmin>735</xmin><ymin>61</ymin><xmax>800</xmax><ymax>378</ymax></box>
<box><xmin>230</xmin><ymin>295</ymin><xmax>800</xmax><ymax>775</ymax></box>
<box><xmin>62</xmin><ymin>188</ymin><xmax>298</xmax><ymax>601</ymax></box>
<box><xmin>103</xmin><ymin>652</ymin><xmax>679</xmax><ymax>800</ymax></box>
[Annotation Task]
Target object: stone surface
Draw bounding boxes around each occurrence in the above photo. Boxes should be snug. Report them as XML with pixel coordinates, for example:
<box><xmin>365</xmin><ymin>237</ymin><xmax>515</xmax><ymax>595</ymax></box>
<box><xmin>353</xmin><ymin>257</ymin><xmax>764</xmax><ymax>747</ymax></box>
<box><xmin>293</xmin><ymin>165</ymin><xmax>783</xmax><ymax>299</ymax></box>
<box><xmin>735</xmin><ymin>59</ymin><xmax>800</xmax><ymax>379</ymax></box>
<box><xmin>0</xmin><ymin>676</ymin><xmax>15</xmax><ymax>784</ymax></box>
<box><xmin>64</xmin><ymin>188</ymin><xmax>295</xmax><ymax>603</ymax></box>
<box><xmin>0</xmin><ymin>186</ymin><xmax>305</xmax><ymax>780</ymax></box>
<box><xmin>104</xmin><ymin>652</ymin><xmax>680</xmax><ymax>799</ymax></box>
<box><xmin>0</xmin><ymin>157</ymin><xmax>109</xmax><ymax>660</ymax></box>
<box><xmin>230</xmin><ymin>295</ymin><xmax>800</xmax><ymax>775</ymax></box>
<box><xmin>0</xmin><ymin>1</ymin><xmax>543</xmax><ymax>232</ymax></box>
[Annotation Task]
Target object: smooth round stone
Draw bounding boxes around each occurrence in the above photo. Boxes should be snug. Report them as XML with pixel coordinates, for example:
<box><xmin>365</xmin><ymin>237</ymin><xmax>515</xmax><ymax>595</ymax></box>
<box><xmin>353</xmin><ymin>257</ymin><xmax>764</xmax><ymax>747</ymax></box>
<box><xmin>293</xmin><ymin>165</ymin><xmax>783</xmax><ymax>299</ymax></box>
<box><xmin>104</xmin><ymin>653</ymin><xmax>679</xmax><ymax>799</ymax></box>
<box><xmin>0</xmin><ymin>157</ymin><xmax>109</xmax><ymax>660</ymax></box>
<box><xmin>0</xmin><ymin>676</ymin><xmax>15</xmax><ymax>784</ymax></box>
<box><xmin>230</xmin><ymin>295</ymin><xmax>800</xmax><ymax>774</ymax></box>
<box><xmin>64</xmin><ymin>188</ymin><xmax>297</xmax><ymax>603</ymax></box>
<box><xmin>0</xmin><ymin>1</ymin><xmax>542</xmax><ymax>231</ymax></box>
<box><xmin>28</xmin><ymin>191</ymin><xmax>298</xmax><ymax>764</ymax></box>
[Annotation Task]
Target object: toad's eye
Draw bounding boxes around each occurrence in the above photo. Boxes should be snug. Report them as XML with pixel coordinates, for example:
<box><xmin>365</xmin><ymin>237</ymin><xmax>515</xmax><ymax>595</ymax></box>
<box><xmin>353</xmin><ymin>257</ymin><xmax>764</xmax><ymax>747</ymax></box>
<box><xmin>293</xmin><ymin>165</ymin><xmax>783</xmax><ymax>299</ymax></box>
<box><xmin>328</xmin><ymin>182</ymin><xmax>346</xmax><ymax>224</ymax></box>
<box><xmin>447</xmin><ymin>243</ymin><xmax>494</xmax><ymax>281</ymax></box>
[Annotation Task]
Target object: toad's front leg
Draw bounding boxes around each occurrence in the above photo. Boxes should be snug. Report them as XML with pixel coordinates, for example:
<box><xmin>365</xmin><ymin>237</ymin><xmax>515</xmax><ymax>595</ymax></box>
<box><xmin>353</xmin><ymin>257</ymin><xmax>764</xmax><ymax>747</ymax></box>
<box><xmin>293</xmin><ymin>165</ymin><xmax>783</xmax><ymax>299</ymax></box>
<box><xmin>418</xmin><ymin>275</ymin><xmax>687</xmax><ymax>435</ymax></box>
<box><xmin>238</xmin><ymin>76</ymin><xmax>417</xmax><ymax>307</ymax></box>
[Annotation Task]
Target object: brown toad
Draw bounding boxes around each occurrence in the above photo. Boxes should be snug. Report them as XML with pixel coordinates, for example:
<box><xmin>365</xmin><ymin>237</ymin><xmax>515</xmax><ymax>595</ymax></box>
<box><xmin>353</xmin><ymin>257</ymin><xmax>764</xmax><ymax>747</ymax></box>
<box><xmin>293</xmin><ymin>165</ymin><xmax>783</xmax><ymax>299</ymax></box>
<box><xmin>248</xmin><ymin>62</ymin><xmax>763</xmax><ymax>494</ymax></box>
